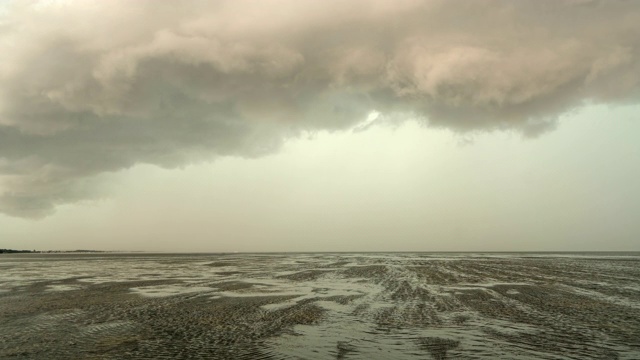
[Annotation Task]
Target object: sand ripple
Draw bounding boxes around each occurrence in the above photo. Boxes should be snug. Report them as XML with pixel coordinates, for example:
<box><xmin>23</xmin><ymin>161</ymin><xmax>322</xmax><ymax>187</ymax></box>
<box><xmin>1</xmin><ymin>252</ymin><xmax>639</xmax><ymax>359</ymax></box>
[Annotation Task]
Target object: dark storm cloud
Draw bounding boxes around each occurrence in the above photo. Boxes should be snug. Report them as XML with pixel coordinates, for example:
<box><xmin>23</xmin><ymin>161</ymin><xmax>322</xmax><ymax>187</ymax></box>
<box><xmin>1</xmin><ymin>0</ymin><xmax>640</xmax><ymax>217</ymax></box>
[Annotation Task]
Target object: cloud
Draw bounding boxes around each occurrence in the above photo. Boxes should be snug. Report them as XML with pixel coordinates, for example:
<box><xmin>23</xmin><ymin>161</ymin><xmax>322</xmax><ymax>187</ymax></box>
<box><xmin>1</xmin><ymin>0</ymin><xmax>639</xmax><ymax>217</ymax></box>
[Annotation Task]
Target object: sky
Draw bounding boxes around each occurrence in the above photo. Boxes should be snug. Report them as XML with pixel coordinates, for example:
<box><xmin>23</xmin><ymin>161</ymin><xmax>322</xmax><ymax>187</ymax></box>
<box><xmin>1</xmin><ymin>0</ymin><xmax>639</xmax><ymax>252</ymax></box>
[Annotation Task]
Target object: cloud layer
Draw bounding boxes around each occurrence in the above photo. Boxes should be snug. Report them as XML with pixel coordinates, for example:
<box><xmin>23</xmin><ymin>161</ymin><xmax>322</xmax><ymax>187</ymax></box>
<box><xmin>1</xmin><ymin>0</ymin><xmax>640</xmax><ymax>217</ymax></box>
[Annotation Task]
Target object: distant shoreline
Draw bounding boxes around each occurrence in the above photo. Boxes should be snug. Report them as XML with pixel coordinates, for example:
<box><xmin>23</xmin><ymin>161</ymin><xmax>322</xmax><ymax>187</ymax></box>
<box><xmin>0</xmin><ymin>249</ymin><xmax>109</xmax><ymax>254</ymax></box>
<box><xmin>1</xmin><ymin>249</ymin><xmax>638</xmax><ymax>255</ymax></box>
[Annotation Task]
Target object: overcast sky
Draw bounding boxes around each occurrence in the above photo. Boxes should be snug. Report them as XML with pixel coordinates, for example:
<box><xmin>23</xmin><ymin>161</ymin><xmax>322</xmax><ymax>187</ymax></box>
<box><xmin>1</xmin><ymin>0</ymin><xmax>639</xmax><ymax>251</ymax></box>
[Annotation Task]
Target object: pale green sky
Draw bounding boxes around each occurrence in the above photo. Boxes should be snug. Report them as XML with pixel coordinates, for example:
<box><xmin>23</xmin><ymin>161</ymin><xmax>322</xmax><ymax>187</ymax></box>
<box><xmin>2</xmin><ymin>104</ymin><xmax>638</xmax><ymax>252</ymax></box>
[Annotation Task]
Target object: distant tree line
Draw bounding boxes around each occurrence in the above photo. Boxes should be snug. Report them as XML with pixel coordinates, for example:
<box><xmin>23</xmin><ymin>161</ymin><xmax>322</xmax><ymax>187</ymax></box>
<box><xmin>0</xmin><ymin>249</ymin><xmax>38</xmax><ymax>254</ymax></box>
<box><xmin>0</xmin><ymin>249</ymin><xmax>108</xmax><ymax>254</ymax></box>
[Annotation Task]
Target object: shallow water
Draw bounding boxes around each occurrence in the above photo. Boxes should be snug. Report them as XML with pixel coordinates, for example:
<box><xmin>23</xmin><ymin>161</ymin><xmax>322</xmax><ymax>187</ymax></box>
<box><xmin>1</xmin><ymin>252</ymin><xmax>639</xmax><ymax>359</ymax></box>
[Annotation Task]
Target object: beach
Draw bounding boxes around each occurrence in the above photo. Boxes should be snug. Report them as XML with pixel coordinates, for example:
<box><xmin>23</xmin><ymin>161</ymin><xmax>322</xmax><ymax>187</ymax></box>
<box><xmin>1</xmin><ymin>252</ymin><xmax>639</xmax><ymax>359</ymax></box>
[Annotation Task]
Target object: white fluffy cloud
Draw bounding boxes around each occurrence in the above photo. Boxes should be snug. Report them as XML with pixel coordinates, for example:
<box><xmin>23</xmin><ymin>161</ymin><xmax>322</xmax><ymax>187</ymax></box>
<box><xmin>1</xmin><ymin>0</ymin><xmax>639</xmax><ymax>217</ymax></box>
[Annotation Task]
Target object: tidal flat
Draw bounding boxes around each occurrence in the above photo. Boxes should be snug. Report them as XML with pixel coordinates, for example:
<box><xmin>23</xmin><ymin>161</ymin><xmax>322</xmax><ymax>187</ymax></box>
<box><xmin>1</xmin><ymin>252</ymin><xmax>639</xmax><ymax>359</ymax></box>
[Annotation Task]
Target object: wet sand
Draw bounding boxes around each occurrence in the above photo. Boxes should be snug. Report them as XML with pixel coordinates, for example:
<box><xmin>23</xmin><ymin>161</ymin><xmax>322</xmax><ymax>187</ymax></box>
<box><xmin>1</xmin><ymin>253</ymin><xmax>639</xmax><ymax>359</ymax></box>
